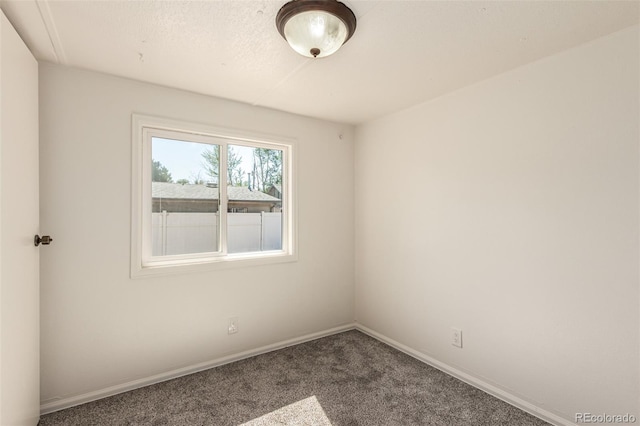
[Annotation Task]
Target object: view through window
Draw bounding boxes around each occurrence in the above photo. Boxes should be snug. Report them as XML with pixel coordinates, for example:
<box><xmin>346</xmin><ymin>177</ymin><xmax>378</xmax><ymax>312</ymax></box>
<box><xmin>151</xmin><ymin>137</ymin><xmax>284</xmax><ymax>258</ymax></box>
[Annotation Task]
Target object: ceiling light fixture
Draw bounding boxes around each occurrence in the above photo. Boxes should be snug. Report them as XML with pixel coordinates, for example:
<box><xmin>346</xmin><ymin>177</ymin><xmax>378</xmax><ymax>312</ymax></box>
<box><xmin>276</xmin><ymin>0</ymin><xmax>357</xmax><ymax>59</ymax></box>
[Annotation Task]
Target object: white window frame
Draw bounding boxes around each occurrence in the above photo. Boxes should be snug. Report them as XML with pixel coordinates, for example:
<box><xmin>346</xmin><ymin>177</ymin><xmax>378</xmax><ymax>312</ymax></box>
<box><xmin>131</xmin><ymin>114</ymin><xmax>297</xmax><ymax>278</ymax></box>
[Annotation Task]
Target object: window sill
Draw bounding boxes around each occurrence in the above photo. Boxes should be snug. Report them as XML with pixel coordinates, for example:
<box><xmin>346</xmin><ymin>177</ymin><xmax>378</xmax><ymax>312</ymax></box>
<box><xmin>130</xmin><ymin>251</ymin><xmax>298</xmax><ymax>279</ymax></box>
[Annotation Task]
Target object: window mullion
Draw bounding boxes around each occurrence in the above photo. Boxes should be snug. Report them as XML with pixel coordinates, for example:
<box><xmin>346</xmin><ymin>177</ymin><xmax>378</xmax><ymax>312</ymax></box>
<box><xmin>219</xmin><ymin>142</ymin><xmax>229</xmax><ymax>255</ymax></box>
<box><xmin>281</xmin><ymin>147</ymin><xmax>289</xmax><ymax>253</ymax></box>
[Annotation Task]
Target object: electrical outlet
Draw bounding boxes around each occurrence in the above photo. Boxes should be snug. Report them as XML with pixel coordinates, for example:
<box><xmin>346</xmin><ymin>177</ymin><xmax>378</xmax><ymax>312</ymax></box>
<box><xmin>228</xmin><ymin>317</ymin><xmax>239</xmax><ymax>335</ymax></box>
<box><xmin>451</xmin><ymin>327</ymin><xmax>462</xmax><ymax>348</ymax></box>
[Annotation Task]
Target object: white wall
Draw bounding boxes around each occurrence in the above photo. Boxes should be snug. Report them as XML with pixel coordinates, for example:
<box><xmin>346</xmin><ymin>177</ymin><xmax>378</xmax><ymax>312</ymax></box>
<box><xmin>355</xmin><ymin>25</ymin><xmax>639</xmax><ymax>424</ymax></box>
<box><xmin>39</xmin><ymin>64</ymin><xmax>354</xmax><ymax>407</ymax></box>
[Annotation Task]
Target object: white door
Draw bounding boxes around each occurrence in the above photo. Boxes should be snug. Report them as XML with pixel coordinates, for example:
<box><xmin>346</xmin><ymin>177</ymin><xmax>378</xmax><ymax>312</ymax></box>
<box><xmin>0</xmin><ymin>11</ymin><xmax>40</xmax><ymax>426</ymax></box>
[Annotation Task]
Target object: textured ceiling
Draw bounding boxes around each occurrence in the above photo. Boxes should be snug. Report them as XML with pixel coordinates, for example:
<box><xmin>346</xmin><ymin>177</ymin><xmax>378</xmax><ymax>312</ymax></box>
<box><xmin>1</xmin><ymin>0</ymin><xmax>638</xmax><ymax>124</ymax></box>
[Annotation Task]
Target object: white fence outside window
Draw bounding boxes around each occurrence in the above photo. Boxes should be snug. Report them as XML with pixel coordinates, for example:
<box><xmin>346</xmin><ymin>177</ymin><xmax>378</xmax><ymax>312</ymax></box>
<box><xmin>152</xmin><ymin>212</ymin><xmax>282</xmax><ymax>256</ymax></box>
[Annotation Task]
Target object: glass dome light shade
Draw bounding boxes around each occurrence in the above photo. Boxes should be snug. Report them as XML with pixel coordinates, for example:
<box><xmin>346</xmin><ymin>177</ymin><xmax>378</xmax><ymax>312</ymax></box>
<box><xmin>284</xmin><ymin>11</ymin><xmax>348</xmax><ymax>58</ymax></box>
<box><xmin>276</xmin><ymin>0</ymin><xmax>357</xmax><ymax>58</ymax></box>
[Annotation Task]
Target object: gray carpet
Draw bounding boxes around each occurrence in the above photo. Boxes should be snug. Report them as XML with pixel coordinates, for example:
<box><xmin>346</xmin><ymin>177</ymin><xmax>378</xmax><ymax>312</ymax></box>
<box><xmin>39</xmin><ymin>330</ymin><xmax>549</xmax><ymax>425</ymax></box>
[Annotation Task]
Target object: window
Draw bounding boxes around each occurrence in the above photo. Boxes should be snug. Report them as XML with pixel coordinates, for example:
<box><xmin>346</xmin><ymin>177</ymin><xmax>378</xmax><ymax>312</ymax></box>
<box><xmin>131</xmin><ymin>115</ymin><xmax>296</xmax><ymax>277</ymax></box>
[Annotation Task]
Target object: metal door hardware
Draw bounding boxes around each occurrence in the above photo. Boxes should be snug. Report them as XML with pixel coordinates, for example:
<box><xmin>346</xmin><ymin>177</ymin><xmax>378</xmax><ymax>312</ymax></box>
<box><xmin>34</xmin><ymin>235</ymin><xmax>53</xmax><ymax>247</ymax></box>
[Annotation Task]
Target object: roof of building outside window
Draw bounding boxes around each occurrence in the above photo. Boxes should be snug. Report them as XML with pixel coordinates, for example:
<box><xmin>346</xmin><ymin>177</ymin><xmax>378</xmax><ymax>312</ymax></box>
<box><xmin>152</xmin><ymin>182</ymin><xmax>280</xmax><ymax>202</ymax></box>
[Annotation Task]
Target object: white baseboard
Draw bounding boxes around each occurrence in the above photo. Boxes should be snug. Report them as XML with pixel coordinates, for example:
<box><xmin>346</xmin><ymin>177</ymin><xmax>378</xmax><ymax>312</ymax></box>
<box><xmin>355</xmin><ymin>324</ymin><xmax>576</xmax><ymax>426</ymax></box>
<box><xmin>40</xmin><ymin>323</ymin><xmax>356</xmax><ymax>415</ymax></box>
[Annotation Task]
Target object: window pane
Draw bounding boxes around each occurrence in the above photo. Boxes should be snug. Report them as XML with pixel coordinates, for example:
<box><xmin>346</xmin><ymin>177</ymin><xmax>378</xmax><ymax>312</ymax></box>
<box><xmin>151</xmin><ymin>137</ymin><xmax>220</xmax><ymax>256</ymax></box>
<box><xmin>226</xmin><ymin>144</ymin><xmax>283</xmax><ymax>253</ymax></box>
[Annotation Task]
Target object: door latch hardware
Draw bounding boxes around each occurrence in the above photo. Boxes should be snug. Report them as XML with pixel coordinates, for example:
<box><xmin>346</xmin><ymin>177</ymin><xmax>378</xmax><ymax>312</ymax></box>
<box><xmin>34</xmin><ymin>235</ymin><xmax>53</xmax><ymax>247</ymax></box>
